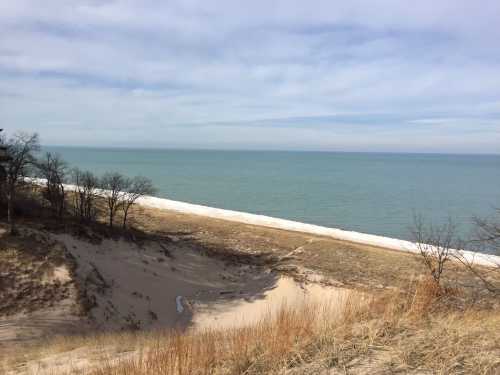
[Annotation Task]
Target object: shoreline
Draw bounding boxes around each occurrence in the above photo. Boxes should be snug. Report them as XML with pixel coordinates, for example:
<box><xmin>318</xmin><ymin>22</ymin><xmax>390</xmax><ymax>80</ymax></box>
<box><xmin>26</xmin><ymin>178</ymin><xmax>500</xmax><ymax>267</ymax></box>
<box><xmin>137</xmin><ymin>195</ymin><xmax>499</xmax><ymax>267</ymax></box>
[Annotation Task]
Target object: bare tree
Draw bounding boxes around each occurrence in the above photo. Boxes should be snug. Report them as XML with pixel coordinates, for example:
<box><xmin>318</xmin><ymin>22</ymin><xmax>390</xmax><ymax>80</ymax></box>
<box><xmin>100</xmin><ymin>172</ymin><xmax>129</xmax><ymax>228</ymax></box>
<box><xmin>454</xmin><ymin>210</ymin><xmax>500</xmax><ymax>295</ymax></box>
<box><xmin>72</xmin><ymin>168</ymin><xmax>99</xmax><ymax>223</ymax></box>
<box><xmin>473</xmin><ymin>209</ymin><xmax>500</xmax><ymax>248</ymax></box>
<box><xmin>3</xmin><ymin>132</ymin><xmax>40</xmax><ymax>234</ymax></box>
<box><xmin>411</xmin><ymin>214</ymin><xmax>459</xmax><ymax>286</ymax></box>
<box><xmin>0</xmin><ymin>129</ymin><xmax>10</xmax><ymax>186</ymax></box>
<box><xmin>121</xmin><ymin>176</ymin><xmax>155</xmax><ymax>229</ymax></box>
<box><xmin>37</xmin><ymin>152</ymin><xmax>68</xmax><ymax>217</ymax></box>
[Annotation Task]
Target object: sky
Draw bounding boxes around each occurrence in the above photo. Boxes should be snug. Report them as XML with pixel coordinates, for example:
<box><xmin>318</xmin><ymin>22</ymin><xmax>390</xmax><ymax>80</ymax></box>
<box><xmin>1</xmin><ymin>0</ymin><xmax>500</xmax><ymax>153</ymax></box>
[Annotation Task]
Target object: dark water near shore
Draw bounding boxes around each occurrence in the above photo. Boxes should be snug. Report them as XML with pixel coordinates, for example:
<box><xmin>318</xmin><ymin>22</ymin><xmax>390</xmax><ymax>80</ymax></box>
<box><xmin>44</xmin><ymin>146</ymin><xmax>500</xmax><ymax>245</ymax></box>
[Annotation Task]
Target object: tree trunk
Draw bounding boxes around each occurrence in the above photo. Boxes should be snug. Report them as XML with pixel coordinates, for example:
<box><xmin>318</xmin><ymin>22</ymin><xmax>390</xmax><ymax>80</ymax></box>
<box><xmin>59</xmin><ymin>186</ymin><xmax>65</xmax><ymax>218</ymax></box>
<box><xmin>79</xmin><ymin>192</ymin><xmax>84</xmax><ymax>220</ymax></box>
<box><xmin>7</xmin><ymin>188</ymin><xmax>17</xmax><ymax>235</ymax></box>
<box><xmin>122</xmin><ymin>205</ymin><xmax>130</xmax><ymax>229</ymax></box>
<box><xmin>57</xmin><ymin>194</ymin><xmax>63</xmax><ymax>218</ymax></box>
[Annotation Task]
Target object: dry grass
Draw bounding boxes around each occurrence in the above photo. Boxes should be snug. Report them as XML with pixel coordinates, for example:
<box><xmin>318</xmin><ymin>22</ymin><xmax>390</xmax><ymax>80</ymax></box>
<box><xmin>88</xmin><ymin>280</ymin><xmax>500</xmax><ymax>375</ymax></box>
<box><xmin>5</xmin><ymin>279</ymin><xmax>498</xmax><ymax>375</ymax></box>
<box><xmin>88</xmin><ymin>298</ymin><xmax>365</xmax><ymax>375</ymax></box>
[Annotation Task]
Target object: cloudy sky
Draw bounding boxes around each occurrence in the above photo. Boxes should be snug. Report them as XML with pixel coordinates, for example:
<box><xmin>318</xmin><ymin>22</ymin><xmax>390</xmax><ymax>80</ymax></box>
<box><xmin>1</xmin><ymin>1</ymin><xmax>500</xmax><ymax>153</ymax></box>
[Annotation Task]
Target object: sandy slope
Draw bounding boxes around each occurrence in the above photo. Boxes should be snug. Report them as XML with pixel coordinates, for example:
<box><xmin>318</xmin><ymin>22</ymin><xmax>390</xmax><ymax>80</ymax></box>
<box><xmin>1</xmin><ymin>230</ymin><xmax>352</xmax><ymax>374</ymax></box>
<box><xmin>0</xmin><ymin>221</ymin><xmax>351</xmax><ymax>342</ymax></box>
<box><xmin>0</xmin><ymin>227</ymin><xmax>85</xmax><ymax>345</ymax></box>
<box><xmin>53</xmin><ymin>233</ymin><xmax>348</xmax><ymax>333</ymax></box>
<box><xmin>193</xmin><ymin>276</ymin><xmax>352</xmax><ymax>330</ymax></box>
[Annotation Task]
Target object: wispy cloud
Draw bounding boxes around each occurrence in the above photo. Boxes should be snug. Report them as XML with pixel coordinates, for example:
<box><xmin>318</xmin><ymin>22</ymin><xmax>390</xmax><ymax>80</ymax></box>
<box><xmin>0</xmin><ymin>0</ymin><xmax>499</xmax><ymax>153</ymax></box>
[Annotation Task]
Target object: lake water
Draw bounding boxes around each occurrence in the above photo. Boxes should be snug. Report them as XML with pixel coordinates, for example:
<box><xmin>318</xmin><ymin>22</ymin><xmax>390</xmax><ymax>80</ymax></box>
<box><xmin>44</xmin><ymin>147</ymin><xmax>500</xmax><ymax>245</ymax></box>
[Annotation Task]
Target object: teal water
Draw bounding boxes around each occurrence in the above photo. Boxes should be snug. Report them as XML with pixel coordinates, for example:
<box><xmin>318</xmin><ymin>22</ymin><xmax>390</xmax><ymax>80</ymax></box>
<box><xmin>44</xmin><ymin>147</ymin><xmax>500</xmax><ymax>245</ymax></box>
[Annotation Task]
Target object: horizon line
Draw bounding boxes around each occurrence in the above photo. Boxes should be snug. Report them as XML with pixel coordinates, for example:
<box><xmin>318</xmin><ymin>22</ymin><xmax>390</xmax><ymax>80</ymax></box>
<box><xmin>42</xmin><ymin>144</ymin><xmax>500</xmax><ymax>157</ymax></box>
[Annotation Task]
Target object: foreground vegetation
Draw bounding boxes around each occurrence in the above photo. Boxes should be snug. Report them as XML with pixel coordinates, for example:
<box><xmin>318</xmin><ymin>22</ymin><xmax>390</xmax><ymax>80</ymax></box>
<box><xmin>89</xmin><ymin>281</ymin><xmax>500</xmax><ymax>375</ymax></box>
<box><xmin>2</xmin><ymin>277</ymin><xmax>499</xmax><ymax>374</ymax></box>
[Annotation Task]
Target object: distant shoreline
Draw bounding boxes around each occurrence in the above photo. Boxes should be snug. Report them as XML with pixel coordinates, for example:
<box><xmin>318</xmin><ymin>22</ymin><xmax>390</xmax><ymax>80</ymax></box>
<box><xmin>43</xmin><ymin>144</ymin><xmax>500</xmax><ymax>157</ymax></box>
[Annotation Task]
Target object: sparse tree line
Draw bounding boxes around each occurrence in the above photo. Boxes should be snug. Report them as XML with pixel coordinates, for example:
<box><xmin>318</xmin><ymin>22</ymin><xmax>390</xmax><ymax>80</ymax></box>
<box><xmin>0</xmin><ymin>130</ymin><xmax>155</xmax><ymax>234</ymax></box>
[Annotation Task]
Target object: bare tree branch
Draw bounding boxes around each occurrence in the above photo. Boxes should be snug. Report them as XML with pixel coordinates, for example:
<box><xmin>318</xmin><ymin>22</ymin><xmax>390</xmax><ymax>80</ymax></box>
<box><xmin>411</xmin><ymin>214</ymin><xmax>459</xmax><ymax>286</ymax></box>
<box><xmin>472</xmin><ymin>209</ymin><xmax>500</xmax><ymax>248</ymax></box>
<box><xmin>454</xmin><ymin>209</ymin><xmax>500</xmax><ymax>295</ymax></box>
<box><xmin>36</xmin><ymin>152</ymin><xmax>68</xmax><ymax>217</ymax></box>
<box><xmin>71</xmin><ymin>168</ymin><xmax>99</xmax><ymax>223</ymax></box>
<box><xmin>121</xmin><ymin>176</ymin><xmax>155</xmax><ymax>229</ymax></box>
<box><xmin>100</xmin><ymin>172</ymin><xmax>129</xmax><ymax>228</ymax></box>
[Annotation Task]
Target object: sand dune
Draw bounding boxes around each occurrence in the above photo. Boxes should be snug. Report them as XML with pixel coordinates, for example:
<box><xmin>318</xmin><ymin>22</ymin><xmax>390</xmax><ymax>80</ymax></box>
<box><xmin>193</xmin><ymin>276</ymin><xmax>353</xmax><ymax>330</ymax></box>
<box><xmin>2</xmin><ymin>227</ymin><xmax>354</xmax><ymax>374</ymax></box>
<box><xmin>54</xmin><ymin>233</ymin><xmax>347</xmax><ymax>333</ymax></box>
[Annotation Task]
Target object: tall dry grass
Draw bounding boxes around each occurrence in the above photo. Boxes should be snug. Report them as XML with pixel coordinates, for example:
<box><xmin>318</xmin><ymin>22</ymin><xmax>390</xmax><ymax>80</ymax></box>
<box><xmin>3</xmin><ymin>279</ymin><xmax>499</xmax><ymax>375</ymax></box>
<box><xmin>90</xmin><ymin>299</ymin><xmax>360</xmax><ymax>375</ymax></box>
<box><xmin>88</xmin><ymin>279</ymin><xmax>499</xmax><ymax>375</ymax></box>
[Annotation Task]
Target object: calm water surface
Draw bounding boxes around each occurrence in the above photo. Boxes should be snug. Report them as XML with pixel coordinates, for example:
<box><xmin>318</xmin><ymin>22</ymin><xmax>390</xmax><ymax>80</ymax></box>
<box><xmin>44</xmin><ymin>147</ymin><xmax>500</xmax><ymax>245</ymax></box>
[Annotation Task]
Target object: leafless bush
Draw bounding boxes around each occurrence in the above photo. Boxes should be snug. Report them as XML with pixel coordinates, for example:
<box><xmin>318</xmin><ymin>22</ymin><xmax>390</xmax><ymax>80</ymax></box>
<box><xmin>411</xmin><ymin>215</ymin><xmax>460</xmax><ymax>286</ymax></box>
<box><xmin>36</xmin><ymin>152</ymin><xmax>68</xmax><ymax>218</ymax></box>
<box><xmin>72</xmin><ymin>168</ymin><xmax>99</xmax><ymax>223</ymax></box>
<box><xmin>100</xmin><ymin>172</ymin><xmax>129</xmax><ymax>228</ymax></box>
<box><xmin>121</xmin><ymin>176</ymin><xmax>155</xmax><ymax>229</ymax></box>
<box><xmin>473</xmin><ymin>209</ymin><xmax>500</xmax><ymax>249</ymax></box>
<box><xmin>454</xmin><ymin>210</ymin><xmax>500</xmax><ymax>295</ymax></box>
